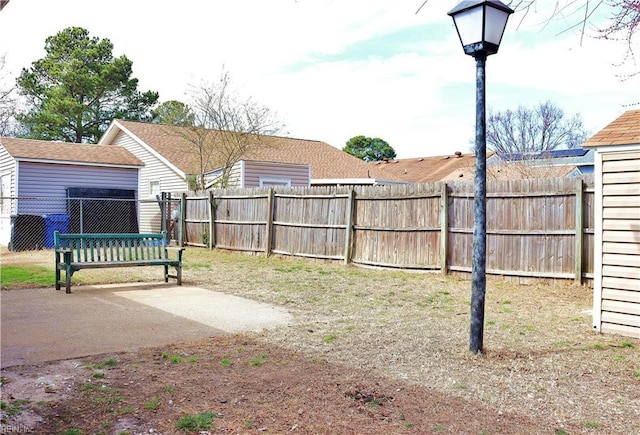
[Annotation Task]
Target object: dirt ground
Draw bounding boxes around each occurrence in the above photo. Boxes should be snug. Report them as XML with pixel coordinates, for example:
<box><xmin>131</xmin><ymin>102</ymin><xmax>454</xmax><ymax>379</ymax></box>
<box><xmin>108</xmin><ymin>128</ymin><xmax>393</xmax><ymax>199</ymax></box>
<box><xmin>1</xmin><ymin>248</ymin><xmax>639</xmax><ymax>434</ymax></box>
<box><xmin>2</xmin><ymin>335</ymin><xmax>547</xmax><ymax>434</ymax></box>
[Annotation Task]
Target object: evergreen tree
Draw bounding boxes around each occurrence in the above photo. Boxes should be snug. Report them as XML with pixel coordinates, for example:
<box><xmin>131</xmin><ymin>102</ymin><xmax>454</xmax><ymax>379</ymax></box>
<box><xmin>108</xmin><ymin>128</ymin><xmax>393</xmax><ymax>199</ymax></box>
<box><xmin>17</xmin><ymin>27</ymin><xmax>159</xmax><ymax>143</ymax></box>
<box><xmin>343</xmin><ymin>135</ymin><xmax>396</xmax><ymax>162</ymax></box>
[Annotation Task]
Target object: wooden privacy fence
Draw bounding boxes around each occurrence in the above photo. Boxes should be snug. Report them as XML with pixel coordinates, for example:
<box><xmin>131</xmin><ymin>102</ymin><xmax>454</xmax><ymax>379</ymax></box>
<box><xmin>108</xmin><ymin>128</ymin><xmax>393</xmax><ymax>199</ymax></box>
<box><xmin>174</xmin><ymin>177</ymin><xmax>594</xmax><ymax>283</ymax></box>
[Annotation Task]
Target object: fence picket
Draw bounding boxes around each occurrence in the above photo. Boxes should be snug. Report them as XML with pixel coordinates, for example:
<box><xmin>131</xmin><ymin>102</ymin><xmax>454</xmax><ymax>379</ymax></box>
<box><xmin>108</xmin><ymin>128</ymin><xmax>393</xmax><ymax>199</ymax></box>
<box><xmin>175</xmin><ymin>177</ymin><xmax>593</xmax><ymax>282</ymax></box>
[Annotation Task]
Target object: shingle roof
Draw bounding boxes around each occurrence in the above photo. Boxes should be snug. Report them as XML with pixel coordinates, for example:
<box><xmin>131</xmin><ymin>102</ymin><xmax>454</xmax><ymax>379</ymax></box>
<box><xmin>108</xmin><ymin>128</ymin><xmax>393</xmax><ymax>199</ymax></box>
<box><xmin>111</xmin><ymin>120</ymin><xmax>403</xmax><ymax>181</ymax></box>
<box><xmin>583</xmin><ymin>109</ymin><xmax>640</xmax><ymax>147</ymax></box>
<box><xmin>0</xmin><ymin>137</ymin><xmax>144</xmax><ymax>167</ymax></box>
<box><xmin>440</xmin><ymin>164</ymin><xmax>578</xmax><ymax>181</ymax></box>
<box><xmin>369</xmin><ymin>152</ymin><xmax>481</xmax><ymax>183</ymax></box>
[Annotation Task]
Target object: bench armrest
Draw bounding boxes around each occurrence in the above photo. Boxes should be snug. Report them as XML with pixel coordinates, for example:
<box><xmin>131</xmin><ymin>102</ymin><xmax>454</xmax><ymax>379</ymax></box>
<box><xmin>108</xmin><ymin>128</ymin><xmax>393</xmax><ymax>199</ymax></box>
<box><xmin>55</xmin><ymin>248</ymin><xmax>72</xmax><ymax>261</ymax></box>
<box><xmin>165</xmin><ymin>246</ymin><xmax>185</xmax><ymax>262</ymax></box>
<box><xmin>55</xmin><ymin>248</ymin><xmax>73</xmax><ymax>268</ymax></box>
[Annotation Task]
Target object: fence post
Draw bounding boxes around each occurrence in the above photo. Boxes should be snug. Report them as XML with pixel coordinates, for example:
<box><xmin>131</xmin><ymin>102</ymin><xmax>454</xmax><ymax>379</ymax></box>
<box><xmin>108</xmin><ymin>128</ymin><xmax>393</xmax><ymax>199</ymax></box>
<box><xmin>575</xmin><ymin>178</ymin><xmax>584</xmax><ymax>284</ymax></box>
<box><xmin>343</xmin><ymin>188</ymin><xmax>356</xmax><ymax>265</ymax></box>
<box><xmin>265</xmin><ymin>188</ymin><xmax>274</xmax><ymax>256</ymax></box>
<box><xmin>440</xmin><ymin>182</ymin><xmax>449</xmax><ymax>275</ymax></box>
<box><xmin>208</xmin><ymin>190</ymin><xmax>216</xmax><ymax>250</ymax></box>
<box><xmin>179</xmin><ymin>192</ymin><xmax>187</xmax><ymax>247</ymax></box>
<box><xmin>79</xmin><ymin>199</ymin><xmax>84</xmax><ymax>234</ymax></box>
<box><xmin>160</xmin><ymin>192</ymin><xmax>167</xmax><ymax>234</ymax></box>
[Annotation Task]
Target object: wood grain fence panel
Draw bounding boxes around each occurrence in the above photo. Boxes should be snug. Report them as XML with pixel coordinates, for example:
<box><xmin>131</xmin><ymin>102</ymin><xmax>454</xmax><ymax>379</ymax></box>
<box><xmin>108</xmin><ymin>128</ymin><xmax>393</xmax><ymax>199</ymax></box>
<box><xmin>184</xmin><ymin>196</ymin><xmax>210</xmax><ymax>247</ymax></box>
<box><xmin>271</xmin><ymin>187</ymin><xmax>349</xmax><ymax>259</ymax></box>
<box><xmin>350</xmin><ymin>183</ymin><xmax>442</xmax><ymax>268</ymax></box>
<box><xmin>181</xmin><ymin>176</ymin><xmax>594</xmax><ymax>282</ymax></box>
<box><xmin>213</xmin><ymin>189</ymin><xmax>269</xmax><ymax>252</ymax></box>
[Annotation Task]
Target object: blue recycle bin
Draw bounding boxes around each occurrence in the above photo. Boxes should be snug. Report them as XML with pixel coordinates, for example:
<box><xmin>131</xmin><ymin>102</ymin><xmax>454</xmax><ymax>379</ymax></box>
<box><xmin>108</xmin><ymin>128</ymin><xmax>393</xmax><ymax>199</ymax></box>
<box><xmin>44</xmin><ymin>214</ymin><xmax>69</xmax><ymax>248</ymax></box>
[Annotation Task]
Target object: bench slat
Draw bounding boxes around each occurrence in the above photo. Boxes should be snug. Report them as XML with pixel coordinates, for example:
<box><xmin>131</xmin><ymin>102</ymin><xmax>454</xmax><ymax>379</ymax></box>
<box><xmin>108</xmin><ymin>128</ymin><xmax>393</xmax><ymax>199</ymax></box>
<box><xmin>68</xmin><ymin>260</ymin><xmax>180</xmax><ymax>269</ymax></box>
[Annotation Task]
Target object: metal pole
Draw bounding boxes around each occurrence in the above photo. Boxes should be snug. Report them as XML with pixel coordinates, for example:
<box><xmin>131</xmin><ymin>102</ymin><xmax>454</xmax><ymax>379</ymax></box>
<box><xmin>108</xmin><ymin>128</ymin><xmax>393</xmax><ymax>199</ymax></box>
<box><xmin>470</xmin><ymin>54</ymin><xmax>487</xmax><ymax>354</ymax></box>
<box><xmin>79</xmin><ymin>199</ymin><xmax>84</xmax><ymax>234</ymax></box>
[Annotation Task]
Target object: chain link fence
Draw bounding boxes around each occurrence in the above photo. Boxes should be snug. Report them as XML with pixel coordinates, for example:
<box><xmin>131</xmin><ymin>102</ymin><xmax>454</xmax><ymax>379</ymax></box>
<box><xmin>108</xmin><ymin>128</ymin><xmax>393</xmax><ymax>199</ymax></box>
<box><xmin>0</xmin><ymin>195</ymin><xmax>182</xmax><ymax>251</ymax></box>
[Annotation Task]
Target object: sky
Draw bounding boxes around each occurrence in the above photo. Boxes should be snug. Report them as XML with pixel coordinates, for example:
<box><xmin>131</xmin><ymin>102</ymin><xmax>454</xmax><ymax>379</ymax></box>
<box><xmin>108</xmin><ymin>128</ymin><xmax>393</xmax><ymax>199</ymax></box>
<box><xmin>0</xmin><ymin>0</ymin><xmax>638</xmax><ymax>158</ymax></box>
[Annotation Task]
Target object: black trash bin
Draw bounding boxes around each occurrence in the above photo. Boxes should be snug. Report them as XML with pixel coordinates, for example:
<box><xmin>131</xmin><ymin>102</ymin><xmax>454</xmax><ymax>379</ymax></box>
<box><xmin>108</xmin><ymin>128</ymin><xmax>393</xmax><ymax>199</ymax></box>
<box><xmin>9</xmin><ymin>214</ymin><xmax>45</xmax><ymax>251</ymax></box>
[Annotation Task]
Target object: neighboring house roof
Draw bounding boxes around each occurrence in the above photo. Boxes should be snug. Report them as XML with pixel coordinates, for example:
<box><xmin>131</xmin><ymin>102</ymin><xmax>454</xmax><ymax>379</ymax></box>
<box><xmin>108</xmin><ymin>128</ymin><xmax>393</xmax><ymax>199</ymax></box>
<box><xmin>0</xmin><ymin>137</ymin><xmax>144</xmax><ymax>167</ymax></box>
<box><xmin>582</xmin><ymin>109</ymin><xmax>640</xmax><ymax>147</ymax></box>
<box><xmin>311</xmin><ymin>177</ymin><xmax>407</xmax><ymax>187</ymax></box>
<box><xmin>441</xmin><ymin>164</ymin><xmax>579</xmax><ymax>181</ymax></box>
<box><xmin>100</xmin><ymin>120</ymin><xmax>403</xmax><ymax>181</ymax></box>
<box><xmin>487</xmin><ymin>148</ymin><xmax>594</xmax><ymax>169</ymax></box>
<box><xmin>369</xmin><ymin>151</ymin><xmax>480</xmax><ymax>183</ymax></box>
<box><xmin>493</xmin><ymin>148</ymin><xmax>591</xmax><ymax>161</ymax></box>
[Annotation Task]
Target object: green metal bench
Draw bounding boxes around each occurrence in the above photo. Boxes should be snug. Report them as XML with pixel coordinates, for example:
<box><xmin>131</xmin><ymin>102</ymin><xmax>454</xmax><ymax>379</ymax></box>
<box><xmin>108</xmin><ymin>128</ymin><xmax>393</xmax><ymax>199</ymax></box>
<box><xmin>54</xmin><ymin>231</ymin><xmax>184</xmax><ymax>293</ymax></box>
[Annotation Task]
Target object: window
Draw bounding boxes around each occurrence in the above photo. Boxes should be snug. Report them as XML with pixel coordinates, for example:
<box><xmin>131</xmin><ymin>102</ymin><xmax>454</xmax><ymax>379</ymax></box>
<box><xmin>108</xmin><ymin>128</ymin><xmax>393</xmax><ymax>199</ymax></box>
<box><xmin>149</xmin><ymin>180</ymin><xmax>160</xmax><ymax>198</ymax></box>
<box><xmin>259</xmin><ymin>177</ymin><xmax>291</xmax><ymax>187</ymax></box>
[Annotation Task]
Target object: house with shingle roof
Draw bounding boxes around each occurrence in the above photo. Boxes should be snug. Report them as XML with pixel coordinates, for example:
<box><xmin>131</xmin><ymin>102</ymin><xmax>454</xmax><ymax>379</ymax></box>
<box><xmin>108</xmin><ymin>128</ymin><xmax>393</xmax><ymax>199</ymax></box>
<box><xmin>369</xmin><ymin>151</ymin><xmax>480</xmax><ymax>183</ymax></box>
<box><xmin>97</xmin><ymin>119</ymin><xmax>404</xmax><ymax>232</ymax></box>
<box><xmin>0</xmin><ymin>137</ymin><xmax>143</xmax><ymax>247</ymax></box>
<box><xmin>374</xmin><ymin>147</ymin><xmax>594</xmax><ymax>184</ymax></box>
<box><xmin>582</xmin><ymin>109</ymin><xmax>640</xmax><ymax>339</ymax></box>
<box><xmin>486</xmin><ymin>148</ymin><xmax>594</xmax><ymax>177</ymax></box>
<box><xmin>99</xmin><ymin>119</ymin><xmax>403</xmax><ymax>189</ymax></box>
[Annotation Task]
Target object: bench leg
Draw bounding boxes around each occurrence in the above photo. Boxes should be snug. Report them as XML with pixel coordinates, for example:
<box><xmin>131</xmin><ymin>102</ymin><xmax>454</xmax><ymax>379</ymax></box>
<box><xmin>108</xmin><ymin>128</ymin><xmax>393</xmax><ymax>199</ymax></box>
<box><xmin>176</xmin><ymin>264</ymin><xmax>182</xmax><ymax>285</ymax></box>
<box><xmin>65</xmin><ymin>266</ymin><xmax>72</xmax><ymax>294</ymax></box>
<box><xmin>55</xmin><ymin>266</ymin><xmax>61</xmax><ymax>291</ymax></box>
<box><xmin>164</xmin><ymin>264</ymin><xmax>169</xmax><ymax>283</ymax></box>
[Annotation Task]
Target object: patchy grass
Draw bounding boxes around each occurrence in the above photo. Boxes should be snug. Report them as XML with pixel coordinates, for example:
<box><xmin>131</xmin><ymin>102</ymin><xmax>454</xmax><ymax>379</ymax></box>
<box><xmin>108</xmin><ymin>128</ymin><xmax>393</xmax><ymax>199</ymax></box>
<box><xmin>161</xmin><ymin>353</ymin><xmax>184</xmax><ymax>363</ymax></box>
<box><xmin>0</xmin><ymin>265</ymin><xmax>53</xmax><ymax>288</ymax></box>
<box><xmin>323</xmin><ymin>333</ymin><xmax>338</xmax><ymax>343</ymax></box>
<box><xmin>91</xmin><ymin>358</ymin><xmax>117</xmax><ymax>369</ymax></box>
<box><xmin>175</xmin><ymin>410</ymin><xmax>217</xmax><ymax>432</ymax></box>
<box><xmin>0</xmin><ymin>399</ymin><xmax>30</xmax><ymax>418</ymax></box>
<box><xmin>143</xmin><ymin>396</ymin><xmax>161</xmax><ymax>411</ymax></box>
<box><xmin>250</xmin><ymin>354</ymin><xmax>268</xmax><ymax>366</ymax></box>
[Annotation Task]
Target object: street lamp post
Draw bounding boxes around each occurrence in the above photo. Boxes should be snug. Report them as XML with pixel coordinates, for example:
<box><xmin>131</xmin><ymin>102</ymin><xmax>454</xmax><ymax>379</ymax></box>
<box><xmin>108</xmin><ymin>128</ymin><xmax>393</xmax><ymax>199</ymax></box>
<box><xmin>448</xmin><ymin>1</ymin><xmax>513</xmax><ymax>354</ymax></box>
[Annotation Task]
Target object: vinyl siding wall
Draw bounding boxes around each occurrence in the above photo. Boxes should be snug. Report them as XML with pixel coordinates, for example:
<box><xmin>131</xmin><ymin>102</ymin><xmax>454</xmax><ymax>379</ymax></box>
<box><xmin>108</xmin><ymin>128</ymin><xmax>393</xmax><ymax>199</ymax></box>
<box><xmin>14</xmin><ymin>162</ymin><xmax>138</xmax><ymax>215</ymax></box>
<box><xmin>207</xmin><ymin>161</ymin><xmax>310</xmax><ymax>188</ymax></box>
<box><xmin>110</xmin><ymin>131</ymin><xmax>187</xmax><ymax>232</ymax></box>
<box><xmin>0</xmin><ymin>158</ymin><xmax>138</xmax><ymax>246</ymax></box>
<box><xmin>594</xmin><ymin>148</ymin><xmax>640</xmax><ymax>339</ymax></box>
<box><xmin>242</xmin><ymin>161</ymin><xmax>310</xmax><ymax>187</ymax></box>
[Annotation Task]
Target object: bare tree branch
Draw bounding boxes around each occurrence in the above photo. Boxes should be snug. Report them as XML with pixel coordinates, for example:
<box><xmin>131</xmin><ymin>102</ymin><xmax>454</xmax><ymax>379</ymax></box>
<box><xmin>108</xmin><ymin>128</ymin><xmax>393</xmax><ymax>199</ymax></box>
<box><xmin>418</xmin><ymin>1</ymin><xmax>638</xmax><ymax>77</ymax></box>
<box><xmin>487</xmin><ymin>101</ymin><xmax>589</xmax><ymax>155</ymax></box>
<box><xmin>169</xmin><ymin>70</ymin><xmax>285</xmax><ymax>191</ymax></box>
<box><xmin>0</xmin><ymin>53</ymin><xmax>18</xmax><ymax>136</ymax></box>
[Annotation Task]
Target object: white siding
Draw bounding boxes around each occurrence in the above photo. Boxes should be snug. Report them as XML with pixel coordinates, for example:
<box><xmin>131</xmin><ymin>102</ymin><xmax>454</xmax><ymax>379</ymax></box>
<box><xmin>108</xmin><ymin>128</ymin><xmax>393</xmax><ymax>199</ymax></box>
<box><xmin>0</xmin><ymin>146</ymin><xmax>16</xmax><ymax>245</ymax></box>
<box><xmin>228</xmin><ymin>162</ymin><xmax>243</xmax><ymax>188</ymax></box>
<box><xmin>110</xmin><ymin>131</ymin><xmax>187</xmax><ymax>232</ymax></box>
<box><xmin>0</xmin><ymin>145</ymin><xmax>16</xmax><ymax>202</ymax></box>
<box><xmin>595</xmin><ymin>149</ymin><xmax>640</xmax><ymax>339</ymax></box>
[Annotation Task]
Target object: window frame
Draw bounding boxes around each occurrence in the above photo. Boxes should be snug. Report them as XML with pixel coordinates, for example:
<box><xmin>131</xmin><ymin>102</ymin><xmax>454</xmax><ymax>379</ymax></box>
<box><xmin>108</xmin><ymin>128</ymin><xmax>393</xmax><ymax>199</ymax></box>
<box><xmin>148</xmin><ymin>180</ymin><xmax>161</xmax><ymax>198</ymax></box>
<box><xmin>259</xmin><ymin>177</ymin><xmax>291</xmax><ymax>187</ymax></box>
